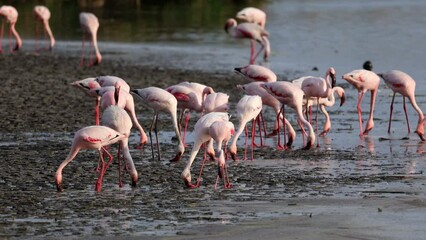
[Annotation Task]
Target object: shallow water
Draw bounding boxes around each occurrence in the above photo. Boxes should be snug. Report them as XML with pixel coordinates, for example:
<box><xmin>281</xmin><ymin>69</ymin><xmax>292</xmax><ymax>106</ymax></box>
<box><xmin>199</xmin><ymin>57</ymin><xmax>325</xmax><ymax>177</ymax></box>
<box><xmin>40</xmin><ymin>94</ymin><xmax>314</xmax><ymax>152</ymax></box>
<box><xmin>2</xmin><ymin>0</ymin><xmax>426</xmax><ymax>238</ymax></box>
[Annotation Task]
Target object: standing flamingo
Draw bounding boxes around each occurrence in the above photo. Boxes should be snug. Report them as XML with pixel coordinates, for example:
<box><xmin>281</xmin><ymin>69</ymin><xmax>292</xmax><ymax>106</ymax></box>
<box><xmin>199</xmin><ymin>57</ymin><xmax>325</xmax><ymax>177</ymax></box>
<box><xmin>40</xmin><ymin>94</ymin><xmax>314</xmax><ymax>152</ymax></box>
<box><xmin>261</xmin><ymin>81</ymin><xmax>316</xmax><ymax>149</ymax></box>
<box><xmin>342</xmin><ymin>69</ymin><xmax>380</xmax><ymax>137</ymax></box>
<box><xmin>71</xmin><ymin>77</ymin><xmax>101</xmax><ymax>125</ymax></box>
<box><xmin>229</xmin><ymin>95</ymin><xmax>263</xmax><ymax>160</ymax></box>
<box><xmin>235</xmin><ymin>8</ymin><xmax>270</xmax><ymax>61</ymax></box>
<box><xmin>377</xmin><ymin>70</ymin><xmax>426</xmax><ymax>141</ymax></box>
<box><xmin>93</xmin><ymin>84</ymin><xmax>148</xmax><ymax>149</ymax></box>
<box><xmin>80</xmin><ymin>12</ymin><xmax>101</xmax><ymax>66</ymax></box>
<box><xmin>234</xmin><ymin>64</ymin><xmax>277</xmax><ymax>82</ymax></box>
<box><xmin>299</xmin><ymin>67</ymin><xmax>336</xmax><ymax>146</ymax></box>
<box><xmin>131</xmin><ymin>87</ymin><xmax>185</xmax><ymax>162</ymax></box>
<box><xmin>224</xmin><ymin>18</ymin><xmax>269</xmax><ymax>64</ymax></box>
<box><xmin>55</xmin><ymin>125</ymin><xmax>125</xmax><ymax>192</ymax></box>
<box><xmin>166</xmin><ymin>82</ymin><xmax>215</xmax><ymax>144</ymax></box>
<box><xmin>33</xmin><ymin>5</ymin><xmax>54</xmax><ymax>51</ymax></box>
<box><xmin>0</xmin><ymin>5</ymin><xmax>22</xmax><ymax>52</ymax></box>
<box><xmin>180</xmin><ymin>112</ymin><xmax>231</xmax><ymax>188</ymax></box>
<box><xmin>237</xmin><ymin>82</ymin><xmax>296</xmax><ymax>148</ymax></box>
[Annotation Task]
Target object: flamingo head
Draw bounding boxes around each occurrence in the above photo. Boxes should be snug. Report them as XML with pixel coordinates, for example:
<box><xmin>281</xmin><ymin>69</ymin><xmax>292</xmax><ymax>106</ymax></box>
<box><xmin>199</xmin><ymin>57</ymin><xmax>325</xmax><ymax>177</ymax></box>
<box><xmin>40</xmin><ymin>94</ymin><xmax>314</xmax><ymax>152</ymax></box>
<box><xmin>217</xmin><ymin>150</ymin><xmax>226</xmax><ymax>178</ymax></box>
<box><xmin>181</xmin><ymin>169</ymin><xmax>197</xmax><ymax>188</ymax></box>
<box><xmin>55</xmin><ymin>172</ymin><xmax>63</xmax><ymax>192</ymax></box>
<box><xmin>363</xmin><ymin>61</ymin><xmax>373</xmax><ymax>71</ymax></box>
<box><xmin>224</xmin><ymin>18</ymin><xmax>237</xmax><ymax>33</ymax></box>
<box><xmin>416</xmin><ymin>119</ymin><xmax>426</xmax><ymax>141</ymax></box>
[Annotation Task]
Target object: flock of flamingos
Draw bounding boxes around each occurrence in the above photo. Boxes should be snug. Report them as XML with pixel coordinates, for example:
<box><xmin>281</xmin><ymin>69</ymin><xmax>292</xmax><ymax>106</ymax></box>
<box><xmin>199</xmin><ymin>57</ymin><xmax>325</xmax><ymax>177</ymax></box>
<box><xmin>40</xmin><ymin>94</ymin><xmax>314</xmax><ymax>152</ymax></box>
<box><xmin>1</xmin><ymin>5</ymin><xmax>425</xmax><ymax>192</ymax></box>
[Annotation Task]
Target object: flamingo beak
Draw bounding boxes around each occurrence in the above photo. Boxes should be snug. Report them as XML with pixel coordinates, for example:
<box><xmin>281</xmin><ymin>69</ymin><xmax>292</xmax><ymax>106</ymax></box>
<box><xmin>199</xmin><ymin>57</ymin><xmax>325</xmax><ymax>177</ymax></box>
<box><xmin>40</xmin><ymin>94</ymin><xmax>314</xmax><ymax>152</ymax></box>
<box><xmin>340</xmin><ymin>93</ymin><xmax>346</xmax><ymax>107</ymax></box>
<box><xmin>331</xmin><ymin>73</ymin><xmax>336</xmax><ymax>88</ymax></box>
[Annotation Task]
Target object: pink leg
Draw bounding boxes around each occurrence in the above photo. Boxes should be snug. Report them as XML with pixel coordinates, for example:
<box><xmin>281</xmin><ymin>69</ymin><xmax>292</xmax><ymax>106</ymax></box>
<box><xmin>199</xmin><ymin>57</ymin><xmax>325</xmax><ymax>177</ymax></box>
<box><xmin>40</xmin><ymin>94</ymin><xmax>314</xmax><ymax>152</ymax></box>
<box><xmin>80</xmin><ymin>32</ymin><xmax>85</xmax><ymax>67</ymax></box>
<box><xmin>388</xmin><ymin>93</ymin><xmax>395</xmax><ymax>133</ymax></box>
<box><xmin>183</xmin><ymin>111</ymin><xmax>190</xmax><ymax>147</ymax></box>
<box><xmin>276</xmin><ymin>107</ymin><xmax>284</xmax><ymax>150</ymax></box>
<box><xmin>357</xmin><ymin>91</ymin><xmax>366</xmax><ymax>136</ymax></box>
<box><xmin>249</xmin><ymin>40</ymin><xmax>256</xmax><ymax>64</ymax></box>
<box><xmin>316</xmin><ymin>99</ymin><xmax>320</xmax><ymax>148</ymax></box>
<box><xmin>0</xmin><ymin>20</ymin><xmax>4</xmax><ymax>53</ymax></box>
<box><xmin>95</xmin><ymin>97</ymin><xmax>100</xmax><ymax>125</ymax></box>
<box><xmin>196</xmin><ymin>148</ymin><xmax>208</xmax><ymax>187</ymax></box>
<box><xmin>282</xmin><ymin>105</ymin><xmax>287</xmax><ymax>148</ymax></box>
<box><xmin>244</xmin><ymin>125</ymin><xmax>248</xmax><ymax>160</ymax></box>
<box><xmin>117</xmin><ymin>144</ymin><xmax>123</xmax><ymax>188</ymax></box>
<box><xmin>251</xmin><ymin>119</ymin><xmax>255</xmax><ymax>160</ymax></box>
<box><xmin>403</xmin><ymin>97</ymin><xmax>411</xmax><ymax>133</ymax></box>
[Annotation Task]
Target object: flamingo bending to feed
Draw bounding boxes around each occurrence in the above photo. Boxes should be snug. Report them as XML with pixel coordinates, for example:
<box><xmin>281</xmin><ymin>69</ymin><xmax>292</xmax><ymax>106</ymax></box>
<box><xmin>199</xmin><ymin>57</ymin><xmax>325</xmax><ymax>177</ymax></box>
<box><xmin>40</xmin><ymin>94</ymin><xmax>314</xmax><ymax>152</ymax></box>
<box><xmin>262</xmin><ymin>81</ymin><xmax>316</xmax><ymax>149</ymax></box>
<box><xmin>79</xmin><ymin>12</ymin><xmax>101</xmax><ymax>66</ymax></box>
<box><xmin>0</xmin><ymin>5</ymin><xmax>21</xmax><ymax>52</ymax></box>
<box><xmin>235</xmin><ymin>8</ymin><xmax>270</xmax><ymax>60</ymax></box>
<box><xmin>229</xmin><ymin>95</ymin><xmax>263</xmax><ymax>160</ymax></box>
<box><xmin>101</xmin><ymin>84</ymin><xmax>138</xmax><ymax>188</ymax></box>
<box><xmin>71</xmin><ymin>77</ymin><xmax>102</xmax><ymax>125</ymax></box>
<box><xmin>55</xmin><ymin>125</ymin><xmax>125</xmax><ymax>192</ymax></box>
<box><xmin>181</xmin><ymin>112</ymin><xmax>232</xmax><ymax>188</ymax></box>
<box><xmin>237</xmin><ymin>82</ymin><xmax>296</xmax><ymax>148</ymax></box>
<box><xmin>342</xmin><ymin>69</ymin><xmax>380</xmax><ymax>137</ymax></box>
<box><xmin>95</xmin><ymin>76</ymin><xmax>130</xmax><ymax>92</ymax></box>
<box><xmin>93</xmin><ymin>84</ymin><xmax>148</xmax><ymax>148</ymax></box>
<box><xmin>166</xmin><ymin>82</ymin><xmax>215</xmax><ymax>144</ymax></box>
<box><xmin>131</xmin><ymin>87</ymin><xmax>185</xmax><ymax>161</ymax></box>
<box><xmin>33</xmin><ymin>5</ymin><xmax>54</xmax><ymax>51</ymax></box>
<box><xmin>203</xmin><ymin>92</ymin><xmax>230</xmax><ymax>114</ymax></box>
<box><xmin>234</xmin><ymin>64</ymin><xmax>277</xmax><ymax>82</ymax></box>
<box><xmin>377</xmin><ymin>70</ymin><xmax>426</xmax><ymax>141</ymax></box>
<box><xmin>224</xmin><ymin>18</ymin><xmax>269</xmax><ymax>64</ymax></box>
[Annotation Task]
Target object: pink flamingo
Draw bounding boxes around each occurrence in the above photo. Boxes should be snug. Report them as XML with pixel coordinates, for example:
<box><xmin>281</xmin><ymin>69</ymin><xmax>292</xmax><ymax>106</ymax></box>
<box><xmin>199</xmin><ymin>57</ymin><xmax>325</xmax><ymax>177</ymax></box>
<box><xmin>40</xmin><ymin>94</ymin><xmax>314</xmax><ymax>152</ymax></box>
<box><xmin>70</xmin><ymin>77</ymin><xmax>102</xmax><ymax>125</ymax></box>
<box><xmin>33</xmin><ymin>5</ymin><xmax>54</xmax><ymax>51</ymax></box>
<box><xmin>131</xmin><ymin>87</ymin><xmax>185</xmax><ymax>161</ymax></box>
<box><xmin>237</xmin><ymin>82</ymin><xmax>296</xmax><ymax>148</ymax></box>
<box><xmin>229</xmin><ymin>95</ymin><xmax>263</xmax><ymax>160</ymax></box>
<box><xmin>261</xmin><ymin>81</ymin><xmax>316</xmax><ymax>149</ymax></box>
<box><xmin>299</xmin><ymin>67</ymin><xmax>336</xmax><ymax>146</ymax></box>
<box><xmin>79</xmin><ymin>12</ymin><xmax>101</xmax><ymax>66</ymax></box>
<box><xmin>203</xmin><ymin>92</ymin><xmax>230</xmax><ymax>114</ymax></box>
<box><xmin>234</xmin><ymin>64</ymin><xmax>277</xmax><ymax>82</ymax></box>
<box><xmin>55</xmin><ymin>125</ymin><xmax>125</xmax><ymax>192</ymax></box>
<box><xmin>166</xmin><ymin>82</ymin><xmax>215</xmax><ymax>144</ymax></box>
<box><xmin>95</xmin><ymin>76</ymin><xmax>130</xmax><ymax>92</ymax></box>
<box><xmin>224</xmin><ymin>18</ymin><xmax>269</xmax><ymax>64</ymax></box>
<box><xmin>235</xmin><ymin>8</ymin><xmax>270</xmax><ymax>60</ymax></box>
<box><xmin>377</xmin><ymin>70</ymin><xmax>426</xmax><ymax>141</ymax></box>
<box><xmin>181</xmin><ymin>112</ymin><xmax>232</xmax><ymax>188</ymax></box>
<box><xmin>93</xmin><ymin>85</ymin><xmax>148</xmax><ymax>149</ymax></box>
<box><xmin>101</xmin><ymin>96</ymin><xmax>138</xmax><ymax>188</ymax></box>
<box><xmin>0</xmin><ymin>5</ymin><xmax>22</xmax><ymax>52</ymax></box>
<box><xmin>342</xmin><ymin>69</ymin><xmax>380</xmax><ymax>137</ymax></box>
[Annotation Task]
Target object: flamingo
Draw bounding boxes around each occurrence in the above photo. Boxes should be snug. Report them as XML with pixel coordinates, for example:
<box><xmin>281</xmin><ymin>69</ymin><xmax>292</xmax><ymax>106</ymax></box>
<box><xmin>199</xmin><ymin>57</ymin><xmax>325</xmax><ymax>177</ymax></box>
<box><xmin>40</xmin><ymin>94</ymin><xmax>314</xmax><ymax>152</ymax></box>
<box><xmin>33</xmin><ymin>5</ymin><xmax>54</xmax><ymax>51</ymax></box>
<box><xmin>70</xmin><ymin>77</ymin><xmax>101</xmax><ymax>125</ymax></box>
<box><xmin>224</xmin><ymin>18</ymin><xmax>269</xmax><ymax>64</ymax></box>
<box><xmin>234</xmin><ymin>64</ymin><xmax>277</xmax><ymax>82</ymax></box>
<box><xmin>55</xmin><ymin>125</ymin><xmax>125</xmax><ymax>192</ymax></box>
<box><xmin>299</xmin><ymin>67</ymin><xmax>336</xmax><ymax>146</ymax></box>
<box><xmin>181</xmin><ymin>112</ymin><xmax>232</xmax><ymax>188</ymax></box>
<box><xmin>0</xmin><ymin>5</ymin><xmax>22</xmax><ymax>52</ymax></box>
<box><xmin>131</xmin><ymin>87</ymin><xmax>185</xmax><ymax>162</ymax></box>
<box><xmin>313</xmin><ymin>86</ymin><xmax>346</xmax><ymax>136</ymax></box>
<box><xmin>101</xmin><ymin>95</ymin><xmax>138</xmax><ymax>188</ymax></box>
<box><xmin>79</xmin><ymin>12</ymin><xmax>101</xmax><ymax>66</ymax></box>
<box><xmin>235</xmin><ymin>8</ymin><xmax>270</xmax><ymax>61</ymax></box>
<box><xmin>342</xmin><ymin>69</ymin><xmax>380</xmax><ymax>137</ymax></box>
<box><xmin>93</xmin><ymin>84</ymin><xmax>148</xmax><ymax>149</ymax></box>
<box><xmin>166</xmin><ymin>82</ymin><xmax>215</xmax><ymax>144</ymax></box>
<box><xmin>237</xmin><ymin>82</ymin><xmax>296</xmax><ymax>148</ymax></box>
<box><xmin>261</xmin><ymin>81</ymin><xmax>316</xmax><ymax>149</ymax></box>
<box><xmin>229</xmin><ymin>95</ymin><xmax>263</xmax><ymax>160</ymax></box>
<box><xmin>95</xmin><ymin>76</ymin><xmax>130</xmax><ymax>92</ymax></box>
<box><xmin>377</xmin><ymin>70</ymin><xmax>426</xmax><ymax>141</ymax></box>
<box><xmin>202</xmin><ymin>92</ymin><xmax>230</xmax><ymax>114</ymax></box>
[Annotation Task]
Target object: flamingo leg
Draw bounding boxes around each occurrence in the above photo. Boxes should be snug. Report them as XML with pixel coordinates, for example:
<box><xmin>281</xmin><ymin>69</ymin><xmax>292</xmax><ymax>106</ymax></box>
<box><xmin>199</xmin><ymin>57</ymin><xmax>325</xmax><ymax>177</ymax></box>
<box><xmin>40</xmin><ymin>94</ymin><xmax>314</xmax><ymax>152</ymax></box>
<box><xmin>183</xmin><ymin>110</ymin><xmax>190</xmax><ymax>146</ymax></box>
<box><xmin>80</xmin><ymin>31</ymin><xmax>85</xmax><ymax>67</ymax></box>
<box><xmin>282</xmin><ymin>105</ymin><xmax>287</xmax><ymax>149</ymax></box>
<box><xmin>117</xmin><ymin>143</ymin><xmax>123</xmax><ymax>188</ymax></box>
<box><xmin>252</xmin><ymin>43</ymin><xmax>265</xmax><ymax>64</ymax></box>
<box><xmin>95</xmin><ymin>149</ymin><xmax>106</xmax><ymax>192</ymax></box>
<box><xmin>0</xmin><ymin>20</ymin><xmax>4</xmax><ymax>53</ymax></box>
<box><xmin>388</xmin><ymin>93</ymin><xmax>395</xmax><ymax>134</ymax></box>
<box><xmin>251</xmin><ymin>119</ymin><xmax>255</xmax><ymax>160</ymax></box>
<box><xmin>154</xmin><ymin>113</ymin><xmax>161</xmax><ymax>160</ymax></box>
<box><xmin>95</xmin><ymin>97</ymin><xmax>100</xmax><ymax>125</ymax></box>
<box><xmin>403</xmin><ymin>96</ymin><xmax>411</xmax><ymax>134</ymax></box>
<box><xmin>149</xmin><ymin>113</ymin><xmax>156</xmax><ymax>161</ymax></box>
<box><xmin>249</xmin><ymin>40</ymin><xmax>256</xmax><ymax>64</ymax></box>
<box><xmin>244</xmin><ymin>125</ymin><xmax>248</xmax><ymax>160</ymax></box>
<box><xmin>276</xmin><ymin>106</ymin><xmax>284</xmax><ymax>150</ymax></box>
<box><xmin>316</xmin><ymin>98</ymin><xmax>320</xmax><ymax>148</ymax></box>
<box><xmin>196</xmin><ymin>143</ymin><xmax>209</xmax><ymax>187</ymax></box>
<box><xmin>357</xmin><ymin>91</ymin><xmax>366</xmax><ymax>136</ymax></box>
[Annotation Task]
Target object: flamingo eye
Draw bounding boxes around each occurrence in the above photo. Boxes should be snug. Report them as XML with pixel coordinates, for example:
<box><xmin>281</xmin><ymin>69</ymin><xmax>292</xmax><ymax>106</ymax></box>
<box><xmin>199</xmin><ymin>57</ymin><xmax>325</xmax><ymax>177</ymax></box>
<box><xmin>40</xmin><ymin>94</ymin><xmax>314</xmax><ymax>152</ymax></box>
<box><xmin>349</xmin><ymin>75</ymin><xmax>354</xmax><ymax>78</ymax></box>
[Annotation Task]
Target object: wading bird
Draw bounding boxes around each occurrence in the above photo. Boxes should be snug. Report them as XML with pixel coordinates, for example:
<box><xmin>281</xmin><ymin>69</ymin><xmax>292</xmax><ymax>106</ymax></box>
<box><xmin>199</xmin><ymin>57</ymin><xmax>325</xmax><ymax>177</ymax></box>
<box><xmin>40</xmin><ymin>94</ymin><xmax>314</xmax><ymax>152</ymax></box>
<box><xmin>342</xmin><ymin>69</ymin><xmax>380</xmax><ymax>137</ymax></box>
<box><xmin>0</xmin><ymin>5</ymin><xmax>21</xmax><ymax>52</ymax></box>
<box><xmin>33</xmin><ymin>5</ymin><xmax>54</xmax><ymax>51</ymax></box>
<box><xmin>55</xmin><ymin>125</ymin><xmax>125</xmax><ymax>192</ymax></box>
<box><xmin>234</xmin><ymin>64</ymin><xmax>277</xmax><ymax>82</ymax></box>
<box><xmin>79</xmin><ymin>12</ymin><xmax>101</xmax><ymax>66</ymax></box>
<box><xmin>378</xmin><ymin>70</ymin><xmax>426</xmax><ymax>141</ymax></box>
<box><xmin>131</xmin><ymin>87</ymin><xmax>185</xmax><ymax>162</ymax></box>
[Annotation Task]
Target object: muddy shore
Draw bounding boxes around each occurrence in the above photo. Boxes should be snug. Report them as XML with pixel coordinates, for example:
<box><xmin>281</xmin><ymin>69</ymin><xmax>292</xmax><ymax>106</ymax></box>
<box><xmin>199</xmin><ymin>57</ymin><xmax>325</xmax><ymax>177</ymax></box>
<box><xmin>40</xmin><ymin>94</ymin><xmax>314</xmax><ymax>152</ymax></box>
<box><xmin>1</xmin><ymin>51</ymin><xmax>425</xmax><ymax>239</ymax></box>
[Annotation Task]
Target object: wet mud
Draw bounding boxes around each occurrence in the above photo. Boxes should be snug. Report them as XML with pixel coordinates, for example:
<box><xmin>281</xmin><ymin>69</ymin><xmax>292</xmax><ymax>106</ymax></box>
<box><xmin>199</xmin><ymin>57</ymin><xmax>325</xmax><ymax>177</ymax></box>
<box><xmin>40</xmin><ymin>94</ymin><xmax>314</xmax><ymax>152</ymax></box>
<box><xmin>0</xmin><ymin>52</ymin><xmax>425</xmax><ymax>239</ymax></box>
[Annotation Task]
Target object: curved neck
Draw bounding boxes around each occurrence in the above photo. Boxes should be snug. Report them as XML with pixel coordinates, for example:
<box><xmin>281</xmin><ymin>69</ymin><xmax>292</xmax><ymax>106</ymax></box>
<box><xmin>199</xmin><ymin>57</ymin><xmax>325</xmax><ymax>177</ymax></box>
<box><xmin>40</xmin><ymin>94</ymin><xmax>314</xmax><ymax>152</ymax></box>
<box><xmin>10</xmin><ymin>23</ymin><xmax>22</xmax><ymax>50</ymax></box>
